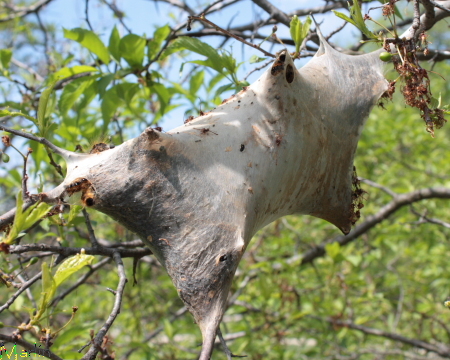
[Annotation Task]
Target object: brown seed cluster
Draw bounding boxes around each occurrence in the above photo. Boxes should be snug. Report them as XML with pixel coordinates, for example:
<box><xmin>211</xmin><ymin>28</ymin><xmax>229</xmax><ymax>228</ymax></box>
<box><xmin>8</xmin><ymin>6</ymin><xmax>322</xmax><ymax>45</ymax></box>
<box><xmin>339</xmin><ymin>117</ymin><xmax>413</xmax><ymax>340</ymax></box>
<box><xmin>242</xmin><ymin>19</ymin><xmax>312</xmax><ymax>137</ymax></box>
<box><xmin>382</xmin><ymin>36</ymin><xmax>447</xmax><ymax>137</ymax></box>
<box><xmin>382</xmin><ymin>0</ymin><xmax>397</xmax><ymax>17</ymax></box>
<box><xmin>1</xmin><ymin>135</ymin><xmax>11</xmax><ymax>146</ymax></box>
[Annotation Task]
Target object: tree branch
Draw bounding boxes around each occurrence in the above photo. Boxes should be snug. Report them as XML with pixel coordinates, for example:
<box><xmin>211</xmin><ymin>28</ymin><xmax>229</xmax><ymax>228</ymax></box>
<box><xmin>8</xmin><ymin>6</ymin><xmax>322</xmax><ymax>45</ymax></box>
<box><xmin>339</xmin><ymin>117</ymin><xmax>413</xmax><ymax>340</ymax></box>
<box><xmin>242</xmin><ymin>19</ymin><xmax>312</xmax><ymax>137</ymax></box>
<box><xmin>401</xmin><ymin>0</ymin><xmax>450</xmax><ymax>40</ymax></box>
<box><xmin>0</xmin><ymin>334</ymin><xmax>63</xmax><ymax>360</ymax></box>
<box><xmin>80</xmin><ymin>251</ymin><xmax>127</xmax><ymax>360</ymax></box>
<box><xmin>0</xmin><ymin>271</ymin><xmax>42</xmax><ymax>314</ymax></box>
<box><xmin>10</xmin><ymin>243</ymin><xmax>152</xmax><ymax>258</ymax></box>
<box><xmin>297</xmin><ymin>187</ymin><xmax>450</xmax><ymax>265</ymax></box>
<box><xmin>316</xmin><ymin>316</ymin><xmax>450</xmax><ymax>358</ymax></box>
<box><xmin>0</xmin><ymin>0</ymin><xmax>55</xmax><ymax>23</ymax></box>
<box><xmin>0</xmin><ymin>124</ymin><xmax>76</xmax><ymax>159</ymax></box>
<box><xmin>251</xmin><ymin>0</ymin><xmax>291</xmax><ymax>27</ymax></box>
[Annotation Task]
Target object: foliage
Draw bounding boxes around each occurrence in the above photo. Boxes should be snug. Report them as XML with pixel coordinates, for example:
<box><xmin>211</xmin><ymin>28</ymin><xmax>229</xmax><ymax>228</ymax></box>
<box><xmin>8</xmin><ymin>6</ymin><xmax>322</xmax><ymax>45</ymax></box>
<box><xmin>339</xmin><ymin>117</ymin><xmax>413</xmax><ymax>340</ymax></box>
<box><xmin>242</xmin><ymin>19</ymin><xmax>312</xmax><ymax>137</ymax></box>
<box><xmin>1</xmin><ymin>1</ymin><xmax>450</xmax><ymax>359</ymax></box>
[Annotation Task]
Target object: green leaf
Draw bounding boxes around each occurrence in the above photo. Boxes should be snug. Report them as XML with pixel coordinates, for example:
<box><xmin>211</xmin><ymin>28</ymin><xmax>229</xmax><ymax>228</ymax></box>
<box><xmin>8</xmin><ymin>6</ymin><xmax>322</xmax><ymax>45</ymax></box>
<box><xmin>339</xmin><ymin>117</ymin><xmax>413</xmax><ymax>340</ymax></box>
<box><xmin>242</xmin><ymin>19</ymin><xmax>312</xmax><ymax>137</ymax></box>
<box><xmin>64</xmin><ymin>28</ymin><xmax>110</xmax><ymax>64</ymax></box>
<box><xmin>119</xmin><ymin>34</ymin><xmax>146</xmax><ymax>67</ymax></box>
<box><xmin>3</xmin><ymin>191</ymin><xmax>52</xmax><ymax>244</ymax></box>
<box><xmin>325</xmin><ymin>241</ymin><xmax>346</xmax><ymax>263</ymax></box>
<box><xmin>214</xmin><ymin>83</ymin><xmax>234</xmax><ymax>98</ymax></box>
<box><xmin>101</xmin><ymin>87</ymin><xmax>122</xmax><ymax>123</ymax></box>
<box><xmin>430</xmin><ymin>97</ymin><xmax>439</xmax><ymax>110</ymax></box>
<box><xmin>67</xmin><ymin>205</ymin><xmax>83</xmax><ymax>225</ymax></box>
<box><xmin>108</xmin><ymin>26</ymin><xmax>121</xmax><ymax>62</ymax></box>
<box><xmin>97</xmin><ymin>74</ymin><xmax>115</xmax><ymax>98</ymax></box>
<box><xmin>189</xmin><ymin>70</ymin><xmax>204</xmax><ymax>97</ymax></box>
<box><xmin>162</xmin><ymin>36</ymin><xmax>224</xmax><ymax>74</ymax></box>
<box><xmin>290</xmin><ymin>15</ymin><xmax>312</xmax><ymax>54</ymax></box>
<box><xmin>31</xmin><ymin>262</ymin><xmax>56</xmax><ymax>324</ymax></box>
<box><xmin>0</xmin><ymin>108</ymin><xmax>37</xmax><ymax>124</ymax></box>
<box><xmin>148</xmin><ymin>24</ymin><xmax>171</xmax><ymax>61</ymax></box>
<box><xmin>42</xmin><ymin>262</ymin><xmax>56</xmax><ymax>301</ymax></box>
<box><xmin>22</xmin><ymin>202</ymin><xmax>52</xmax><ymax>230</ymax></box>
<box><xmin>59</xmin><ymin>76</ymin><xmax>96</xmax><ymax>115</ymax></box>
<box><xmin>249</xmin><ymin>55</ymin><xmax>266</xmax><ymax>64</ymax></box>
<box><xmin>53</xmin><ymin>252</ymin><xmax>95</xmax><ymax>287</ymax></box>
<box><xmin>0</xmin><ymin>49</ymin><xmax>12</xmax><ymax>69</ymax></box>
<box><xmin>163</xmin><ymin>318</ymin><xmax>175</xmax><ymax>340</ymax></box>
<box><xmin>101</xmin><ymin>83</ymin><xmax>139</xmax><ymax>122</ymax></box>
<box><xmin>37</xmin><ymin>79</ymin><xmax>58</xmax><ymax>136</ymax></box>
<box><xmin>49</xmin><ymin>65</ymin><xmax>99</xmax><ymax>83</ymax></box>
<box><xmin>220</xmin><ymin>51</ymin><xmax>239</xmax><ymax>80</ymax></box>
<box><xmin>152</xmin><ymin>82</ymin><xmax>171</xmax><ymax>114</ymax></box>
<box><xmin>332</xmin><ymin>1</ymin><xmax>377</xmax><ymax>40</ymax></box>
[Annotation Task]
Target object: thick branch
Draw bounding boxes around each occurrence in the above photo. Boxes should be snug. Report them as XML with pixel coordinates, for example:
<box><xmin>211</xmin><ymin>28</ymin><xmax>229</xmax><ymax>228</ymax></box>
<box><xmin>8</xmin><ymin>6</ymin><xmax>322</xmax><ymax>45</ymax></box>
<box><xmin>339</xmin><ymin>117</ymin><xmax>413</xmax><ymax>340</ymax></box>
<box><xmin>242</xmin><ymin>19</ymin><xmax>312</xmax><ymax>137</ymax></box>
<box><xmin>401</xmin><ymin>1</ymin><xmax>450</xmax><ymax>40</ymax></box>
<box><xmin>251</xmin><ymin>0</ymin><xmax>291</xmax><ymax>27</ymax></box>
<box><xmin>10</xmin><ymin>243</ymin><xmax>152</xmax><ymax>258</ymax></box>
<box><xmin>317</xmin><ymin>317</ymin><xmax>450</xmax><ymax>358</ymax></box>
<box><xmin>298</xmin><ymin>187</ymin><xmax>450</xmax><ymax>265</ymax></box>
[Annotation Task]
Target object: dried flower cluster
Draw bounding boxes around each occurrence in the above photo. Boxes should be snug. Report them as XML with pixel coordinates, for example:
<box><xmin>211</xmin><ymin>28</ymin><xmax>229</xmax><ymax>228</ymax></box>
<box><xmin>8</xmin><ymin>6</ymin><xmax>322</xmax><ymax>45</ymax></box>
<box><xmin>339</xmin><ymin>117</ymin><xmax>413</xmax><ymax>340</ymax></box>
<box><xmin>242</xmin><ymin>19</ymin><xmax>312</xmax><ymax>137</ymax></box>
<box><xmin>381</xmin><ymin>37</ymin><xmax>447</xmax><ymax>137</ymax></box>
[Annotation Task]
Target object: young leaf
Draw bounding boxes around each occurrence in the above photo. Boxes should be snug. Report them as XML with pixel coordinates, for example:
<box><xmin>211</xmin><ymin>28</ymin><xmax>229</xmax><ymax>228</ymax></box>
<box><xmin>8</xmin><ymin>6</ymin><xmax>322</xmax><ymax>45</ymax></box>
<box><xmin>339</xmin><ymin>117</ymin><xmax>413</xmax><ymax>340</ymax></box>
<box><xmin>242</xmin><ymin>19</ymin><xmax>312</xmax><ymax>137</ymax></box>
<box><xmin>59</xmin><ymin>76</ymin><xmax>97</xmax><ymax>115</ymax></box>
<box><xmin>0</xmin><ymin>108</ymin><xmax>37</xmax><ymax>124</ymax></box>
<box><xmin>290</xmin><ymin>15</ymin><xmax>312</xmax><ymax>54</ymax></box>
<box><xmin>332</xmin><ymin>2</ymin><xmax>377</xmax><ymax>40</ymax></box>
<box><xmin>148</xmin><ymin>24</ymin><xmax>171</xmax><ymax>61</ymax></box>
<box><xmin>22</xmin><ymin>202</ymin><xmax>52</xmax><ymax>230</ymax></box>
<box><xmin>3</xmin><ymin>190</ymin><xmax>52</xmax><ymax>244</ymax></box>
<box><xmin>0</xmin><ymin>49</ymin><xmax>12</xmax><ymax>69</ymax></box>
<box><xmin>31</xmin><ymin>262</ymin><xmax>56</xmax><ymax>324</ymax></box>
<box><xmin>162</xmin><ymin>37</ymin><xmax>224</xmax><ymax>74</ymax></box>
<box><xmin>53</xmin><ymin>252</ymin><xmax>95</xmax><ymax>287</ymax></box>
<box><xmin>109</xmin><ymin>26</ymin><xmax>121</xmax><ymax>62</ymax></box>
<box><xmin>64</xmin><ymin>28</ymin><xmax>110</xmax><ymax>65</ymax></box>
<box><xmin>189</xmin><ymin>70</ymin><xmax>204</xmax><ymax>97</ymax></box>
<box><xmin>119</xmin><ymin>34</ymin><xmax>146</xmax><ymax>67</ymax></box>
<box><xmin>249</xmin><ymin>55</ymin><xmax>266</xmax><ymax>64</ymax></box>
<box><xmin>37</xmin><ymin>79</ymin><xmax>58</xmax><ymax>136</ymax></box>
<box><xmin>49</xmin><ymin>65</ymin><xmax>99</xmax><ymax>83</ymax></box>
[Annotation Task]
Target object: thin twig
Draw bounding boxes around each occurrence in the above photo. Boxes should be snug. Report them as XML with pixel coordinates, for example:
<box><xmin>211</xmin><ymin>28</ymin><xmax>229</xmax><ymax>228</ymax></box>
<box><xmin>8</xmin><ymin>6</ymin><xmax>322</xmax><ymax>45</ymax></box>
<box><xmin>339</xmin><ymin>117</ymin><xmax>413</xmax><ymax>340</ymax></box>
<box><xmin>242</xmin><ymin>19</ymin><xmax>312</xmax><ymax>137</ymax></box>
<box><xmin>217</xmin><ymin>328</ymin><xmax>247</xmax><ymax>359</ymax></box>
<box><xmin>80</xmin><ymin>251</ymin><xmax>128</xmax><ymax>360</ymax></box>
<box><xmin>100</xmin><ymin>0</ymin><xmax>132</xmax><ymax>33</ymax></box>
<box><xmin>11</xmin><ymin>58</ymin><xmax>44</xmax><ymax>82</ymax></box>
<box><xmin>21</xmin><ymin>148</ymin><xmax>33</xmax><ymax>199</ymax></box>
<box><xmin>0</xmin><ymin>124</ymin><xmax>76</xmax><ymax>159</ymax></box>
<box><xmin>243</xmin><ymin>59</ymin><xmax>273</xmax><ymax>81</ymax></box>
<box><xmin>10</xmin><ymin>243</ymin><xmax>152</xmax><ymax>258</ymax></box>
<box><xmin>0</xmin><ymin>334</ymin><xmax>63</xmax><ymax>360</ymax></box>
<box><xmin>35</xmin><ymin>11</ymin><xmax>52</xmax><ymax>68</ymax></box>
<box><xmin>187</xmin><ymin>15</ymin><xmax>275</xmax><ymax>58</ymax></box>
<box><xmin>358</xmin><ymin>178</ymin><xmax>397</xmax><ymax>197</ymax></box>
<box><xmin>0</xmin><ymin>271</ymin><xmax>42</xmax><ymax>313</ymax></box>
<box><xmin>82</xmin><ymin>209</ymin><xmax>100</xmax><ymax>248</ymax></box>
<box><xmin>251</xmin><ymin>0</ymin><xmax>290</xmax><ymax>27</ymax></box>
<box><xmin>0</xmin><ymin>0</ymin><xmax>55</xmax><ymax>23</ymax></box>
<box><xmin>85</xmin><ymin>0</ymin><xmax>94</xmax><ymax>31</ymax></box>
